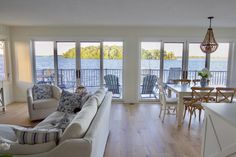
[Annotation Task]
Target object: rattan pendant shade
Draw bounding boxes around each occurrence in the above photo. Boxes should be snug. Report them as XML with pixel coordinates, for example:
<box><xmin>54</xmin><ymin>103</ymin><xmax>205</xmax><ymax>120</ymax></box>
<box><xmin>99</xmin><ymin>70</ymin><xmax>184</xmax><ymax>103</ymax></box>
<box><xmin>200</xmin><ymin>17</ymin><xmax>218</xmax><ymax>54</ymax></box>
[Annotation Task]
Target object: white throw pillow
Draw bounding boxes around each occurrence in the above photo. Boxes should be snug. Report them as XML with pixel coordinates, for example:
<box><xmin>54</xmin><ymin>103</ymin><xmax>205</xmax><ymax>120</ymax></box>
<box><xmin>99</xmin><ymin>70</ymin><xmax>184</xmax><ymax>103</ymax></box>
<box><xmin>13</xmin><ymin>128</ymin><xmax>62</xmax><ymax>145</ymax></box>
<box><xmin>60</xmin><ymin>97</ymin><xmax>98</xmax><ymax>142</ymax></box>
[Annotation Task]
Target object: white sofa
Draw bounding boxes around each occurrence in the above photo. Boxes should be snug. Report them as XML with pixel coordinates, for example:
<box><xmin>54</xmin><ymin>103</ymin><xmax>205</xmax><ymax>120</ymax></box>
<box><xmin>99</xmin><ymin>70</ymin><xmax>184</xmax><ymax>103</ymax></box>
<box><xmin>27</xmin><ymin>85</ymin><xmax>62</xmax><ymax>121</ymax></box>
<box><xmin>0</xmin><ymin>88</ymin><xmax>112</xmax><ymax>157</ymax></box>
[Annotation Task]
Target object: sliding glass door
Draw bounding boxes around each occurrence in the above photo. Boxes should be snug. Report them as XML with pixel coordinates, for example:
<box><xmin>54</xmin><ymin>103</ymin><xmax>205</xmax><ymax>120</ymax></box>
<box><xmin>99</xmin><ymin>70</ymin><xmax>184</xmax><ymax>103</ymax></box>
<box><xmin>0</xmin><ymin>41</ymin><xmax>6</xmax><ymax>80</ymax></box>
<box><xmin>209</xmin><ymin>43</ymin><xmax>229</xmax><ymax>85</ymax></box>
<box><xmin>163</xmin><ymin>43</ymin><xmax>184</xmax><ymax>83</ymax></box>
<box><xmin>56</xmin><ymin>42</ymin><xmax>76</xmax><ymax>92</ymax></box>
<box><xmin>140</xmin><ymin>42</ymin><xmax>161</xmax><ymax>99</ymax></box>
<box><xmin>80</xmin><ymin>42</ymin><xmax>101</xmax><ymax>92</ymax></box>
<box><xmin>34</xmin><ymin>41</ymin><xmax>55</xmax><ymax>84</ymax></box>
<box><xmin>103</xmin><ymin>41</ymin><xmax>123</xmax><ymax>98</ymax></box>
<box><xmin>33</xmin><ymin>40</ymin><xmax>123</xmax><ymax>98</ymax></box>
<box><xmin>187</xmin><ymin>43</ymin><xmax>207</xmax><ymax>80</ymax></box>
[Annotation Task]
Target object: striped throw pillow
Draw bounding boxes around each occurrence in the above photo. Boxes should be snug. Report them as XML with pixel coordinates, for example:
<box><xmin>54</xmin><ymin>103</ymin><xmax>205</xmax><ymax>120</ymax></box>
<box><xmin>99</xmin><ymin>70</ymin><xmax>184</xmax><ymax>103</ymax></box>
<box><xmin>13</xmin><ymin>128</ymin><xmax>62</xmax><ymax>145</ymax></box>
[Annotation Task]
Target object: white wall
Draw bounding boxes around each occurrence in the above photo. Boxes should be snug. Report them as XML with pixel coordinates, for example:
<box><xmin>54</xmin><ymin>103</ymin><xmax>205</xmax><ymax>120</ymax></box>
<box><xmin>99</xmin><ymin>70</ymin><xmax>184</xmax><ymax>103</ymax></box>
<box><xmin>9</xmin><ymin>26</ymin><xmax>236</xmax><ymax>103</ymax></box>
<box><xmin>0</xmin><ymin>25</ymin><xmax>13</xmax><ymax>105</ymax></box>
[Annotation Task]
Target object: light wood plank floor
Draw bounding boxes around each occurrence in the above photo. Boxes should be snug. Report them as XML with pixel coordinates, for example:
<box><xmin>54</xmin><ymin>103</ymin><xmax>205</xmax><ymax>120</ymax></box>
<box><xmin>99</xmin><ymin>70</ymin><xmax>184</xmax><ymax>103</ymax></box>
<box><xmin>0</xmin><ymin>103</ymin><xmax>202</xmax><ymax>157</ymax></box>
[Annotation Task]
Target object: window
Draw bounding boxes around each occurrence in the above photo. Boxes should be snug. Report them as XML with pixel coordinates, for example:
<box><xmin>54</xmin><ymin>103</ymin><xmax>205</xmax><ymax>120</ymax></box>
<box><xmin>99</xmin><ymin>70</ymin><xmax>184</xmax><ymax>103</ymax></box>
<box><xmin>33</xmin><ymin>40</ymin><xmax>124</xmax><ymax>99</ymax></box>
<box><xmin>34</xmin><ymin>41</ymin><xmax>55</xmax><ymax>84</ymax></box>
<box><xmin>80</xmin><ymin>42</ymin><xmax>101</xmax><ymax>92</ymax></box>
<box><xmin>57</xmin><ymin>42</ymin><xmax>76</xmax><ymax>91</ymax></box>
<box><xmin>0</xmin><ymin>41</ymin><xmax>6</xmax><ymax>80</ymax></box>
<box><xmin>140</xmin><ymin>42</ymin><xmax>161</xmax><ymax>99</ymax></box>
<box><xmin>210</xmin><ymin>43</ymin><xmax>229</xmax><ymax>85</ymax></box>
<box><xmin>163</xmin><ymin>43</ymin><xmax>184</xmax><ymax>83</ymax></box>
<box><xmin>188</xmin><ymin>43</ymin><xmax>207</xmax><ymax>80</ymax></box>
<box><xmin>103</xmin><ymin>41</ymin><xmax>123</xmax><ymax>98</ymax></box>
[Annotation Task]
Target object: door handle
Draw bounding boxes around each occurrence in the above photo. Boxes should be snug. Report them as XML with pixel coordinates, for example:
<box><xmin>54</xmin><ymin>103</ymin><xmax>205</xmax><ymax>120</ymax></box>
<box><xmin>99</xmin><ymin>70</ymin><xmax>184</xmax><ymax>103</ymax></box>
<box><xmin>76</xmin><ymin>70</ymin><xmax>81</xmax><ymax>79</ymax></box>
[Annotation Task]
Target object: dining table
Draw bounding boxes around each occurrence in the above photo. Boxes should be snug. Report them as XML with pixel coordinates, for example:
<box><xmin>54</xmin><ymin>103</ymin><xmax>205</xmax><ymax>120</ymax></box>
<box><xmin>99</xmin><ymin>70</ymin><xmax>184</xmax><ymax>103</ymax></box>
<box><xmin>166</xmin><ymin>83</ymin><xmax>224</xmax><ymax>127</ymax></box>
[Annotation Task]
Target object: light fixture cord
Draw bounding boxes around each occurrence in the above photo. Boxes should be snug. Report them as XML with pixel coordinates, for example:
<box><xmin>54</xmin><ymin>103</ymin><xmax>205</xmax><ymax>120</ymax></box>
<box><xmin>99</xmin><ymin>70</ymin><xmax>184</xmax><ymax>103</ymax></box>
<box><xmin>209</xmin><ymin>18</ymin><xmax>212</xmax><ymax>28</ymax></box>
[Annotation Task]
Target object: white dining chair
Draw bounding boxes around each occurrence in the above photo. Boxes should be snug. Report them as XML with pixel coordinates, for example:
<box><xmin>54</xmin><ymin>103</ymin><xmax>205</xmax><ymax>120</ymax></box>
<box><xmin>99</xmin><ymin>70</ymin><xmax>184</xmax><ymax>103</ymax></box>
<box><xmin>158</xmin><ymin>85</ymin><xmax>178</xmax><ymax>123</ymax></box>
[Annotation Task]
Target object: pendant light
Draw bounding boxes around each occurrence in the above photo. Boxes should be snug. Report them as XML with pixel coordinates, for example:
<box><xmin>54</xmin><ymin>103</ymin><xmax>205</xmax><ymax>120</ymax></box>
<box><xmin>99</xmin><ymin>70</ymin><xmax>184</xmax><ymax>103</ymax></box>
<box><xmin>200</xmin><ymin>16</ymin><xmax>218</xmax><ymax>53</ymax></box>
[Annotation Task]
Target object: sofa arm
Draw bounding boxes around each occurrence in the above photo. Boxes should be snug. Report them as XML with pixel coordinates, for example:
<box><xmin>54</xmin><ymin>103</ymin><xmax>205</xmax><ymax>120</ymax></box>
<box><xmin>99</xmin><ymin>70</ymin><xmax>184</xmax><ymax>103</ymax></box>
<box><xmin>15</xmin><ymin>139</ymin><xmax>92</xmax><ymax>157</ymax></box>
<box><xmin>27</xmin><ymin>88</ymin><xmax>33</xmax><ymax>109</ymax></box>
<box><xmin>52</xmin><ymin>86</ymin><xmax>62</xmax><ymax>100</ymax></box>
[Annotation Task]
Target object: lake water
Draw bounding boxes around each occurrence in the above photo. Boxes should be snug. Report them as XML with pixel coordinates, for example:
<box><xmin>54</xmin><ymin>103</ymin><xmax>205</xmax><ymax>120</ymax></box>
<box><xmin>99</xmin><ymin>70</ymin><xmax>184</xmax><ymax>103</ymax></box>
<box><xmin>35</xmin><ymin>56</ymin><xmax>228</xmax><ymax>71</ymax></box>
<box><xmin>0</xmin><ymin>55</ymin><xmax>228</xmax><ymax>81</ymax></box>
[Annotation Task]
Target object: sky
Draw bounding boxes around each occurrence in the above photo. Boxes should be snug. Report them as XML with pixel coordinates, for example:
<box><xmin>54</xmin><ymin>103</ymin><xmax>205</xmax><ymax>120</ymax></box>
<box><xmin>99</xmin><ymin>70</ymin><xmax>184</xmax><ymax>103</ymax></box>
<box><xmin>34</xmin><ymin>41</ymin><xmax>229</xmax><ymax>58</ymax></box>
<box><xmin>35</xmin><ymin>41</ymin><xmax>123</xmax><ymax>56</ymax></box>
<box><xmin>141</xmin><ymin>42</ymin><xmax>229</xmax><ymax>58</ymax></box>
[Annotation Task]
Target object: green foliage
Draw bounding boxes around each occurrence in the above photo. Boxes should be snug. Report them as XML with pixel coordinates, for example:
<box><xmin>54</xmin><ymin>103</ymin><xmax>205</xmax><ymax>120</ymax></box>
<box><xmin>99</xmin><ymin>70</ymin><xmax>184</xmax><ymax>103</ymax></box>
<box><xmin>63</xmin><ymin>45</ymin><xmax>123</xmax><ymax>59</ymax></box>
<box><xmin>63</xmin><ymin>46</ymin><xmax>177</xmax><ymax>60</ymax></box>
<box><xmin>141</xmin><ymin>49</ymin><xmax>177</xmax><ymax>60</ymax></box>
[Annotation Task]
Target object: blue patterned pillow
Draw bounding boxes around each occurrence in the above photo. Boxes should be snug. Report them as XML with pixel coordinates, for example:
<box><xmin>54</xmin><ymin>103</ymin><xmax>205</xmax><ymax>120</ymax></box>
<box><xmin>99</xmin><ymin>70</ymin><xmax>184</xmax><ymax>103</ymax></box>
<box><xmin>57</xmin><ymin>90</ymin><xmax>86</xmax><ymax>113</ymax></box>
<box><xmin>32</xmin><ymin>84</ymin><xmax>53</xmax><ymax>100</ymax></box>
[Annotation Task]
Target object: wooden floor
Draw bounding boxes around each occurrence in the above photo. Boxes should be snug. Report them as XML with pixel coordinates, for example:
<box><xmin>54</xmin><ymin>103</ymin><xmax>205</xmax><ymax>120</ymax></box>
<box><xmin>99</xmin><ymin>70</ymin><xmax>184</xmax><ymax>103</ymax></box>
<box><xmin>0</xmin><ymin>103</ymin><xmax>202</xmax><ymax>157</ymax></box>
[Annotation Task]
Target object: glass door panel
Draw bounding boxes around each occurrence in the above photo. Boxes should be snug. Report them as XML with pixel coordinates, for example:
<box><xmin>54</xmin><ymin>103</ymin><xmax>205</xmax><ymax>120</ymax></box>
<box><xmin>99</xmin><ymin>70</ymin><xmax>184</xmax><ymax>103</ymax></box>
<box><xmin>80</xmin><ymin>42</ymin><xmax>101</xmax><ymax>92</ymax></box>
<box><xmin>103</xmin><ymin>41</ymin><xmax>123</xmax><ymax>98</ymax></box>
<box><xmin>210</xmin><ymin>43</ymin><xmax>229</xmax><ymax>85</ymax></box>
<box><xmin>57</xmin><ymin>42</ymin><xmax>76</xmax><ymax>91</ymax></box>
<box><xmin>163</xmin><ymin>43</ymin><xmax>184</xmax><ymax>83</ymax></box>
<box><xmin>0</xmin><ymin>41</ymin><xmax>5</xmax><ymax>80</ymax></box>
<box><xmin>34</xmin><ymin>41</ymin><xmax>55</xmax><ymax>84</ymax></box>
<box><xmin>188</xmin><ymin>43</ymin><xmax>206</xmax><ymax>80</ymax></box>
<box><xmin>140</xmin><ymin>42</ymin><xmax>161</xmax><ymax>99</ymax></box>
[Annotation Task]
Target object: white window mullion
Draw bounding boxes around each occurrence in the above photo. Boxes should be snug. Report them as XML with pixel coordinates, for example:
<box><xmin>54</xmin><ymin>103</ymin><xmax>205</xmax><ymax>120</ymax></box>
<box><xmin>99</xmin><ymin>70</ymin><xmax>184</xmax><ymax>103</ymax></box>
<box><xmin>76</xmin><ymin>41</ymin><xmax>81</xmax><ymax>86</ymax></box>
<box><xmin>54</xmin><ymin>41</ymin><xmax>59</xmax><ymax>86</ymax></box>
<box><xmin>159</xmin><ymin>41</ymin><xmax>164</xmax><ymax>82</ymax></box>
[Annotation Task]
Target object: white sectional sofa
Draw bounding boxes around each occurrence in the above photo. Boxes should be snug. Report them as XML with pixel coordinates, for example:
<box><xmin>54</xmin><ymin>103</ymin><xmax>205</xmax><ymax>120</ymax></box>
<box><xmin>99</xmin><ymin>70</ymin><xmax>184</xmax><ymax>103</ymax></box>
<box><xmin>0</xmin><ymin>88</ymin><xmax>112</xmax><ymax>157</ymax></box>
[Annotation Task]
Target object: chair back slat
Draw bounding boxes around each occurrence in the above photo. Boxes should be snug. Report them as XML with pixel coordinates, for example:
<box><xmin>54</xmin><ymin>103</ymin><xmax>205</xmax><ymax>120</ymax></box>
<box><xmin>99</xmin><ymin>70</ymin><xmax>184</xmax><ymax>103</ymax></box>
<box><xmin>167</xmin><ymin>68</ymin><xmax>181</xmax><ymax>83</ymax></box>
<box><xmin>104</xmin><ymin>74</ymin><xmax>120</xmax><ymax>94</ymax></box>
<box><xmin>216</xmin><ymin>87</ymin><xmax>236</xmax><ymax>103</ymax></box>
<box><xmin>158</xmin><ymin>85</ymin><xmax>166</xmax><ymax>105</ymax></box>
<box><xmin>141</xmin><ymin>75</ymin><xmax>157</xmax><ymax>94</ymax></box>
<box><xmin>191</xmin><ymin>87</ymin><xmax>214</xmax><ymax>103</ymax></box>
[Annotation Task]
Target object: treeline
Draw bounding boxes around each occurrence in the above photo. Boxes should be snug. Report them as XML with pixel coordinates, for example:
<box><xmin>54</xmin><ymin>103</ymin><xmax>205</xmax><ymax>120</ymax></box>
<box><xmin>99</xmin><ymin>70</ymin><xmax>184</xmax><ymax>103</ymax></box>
<box><xmin>63</xmin><ymin>45</ymin><xmax>177</xmax><ymax>60</ymax></box>
<box><xmin>141</xmin><ymin>49</ymin><xmax>176</xmax><ymax>60</ymax></box>
<box><xmin>63</xmin><ymin>46</ymin><xmax>123</xmax><ymax>59</ymax></box>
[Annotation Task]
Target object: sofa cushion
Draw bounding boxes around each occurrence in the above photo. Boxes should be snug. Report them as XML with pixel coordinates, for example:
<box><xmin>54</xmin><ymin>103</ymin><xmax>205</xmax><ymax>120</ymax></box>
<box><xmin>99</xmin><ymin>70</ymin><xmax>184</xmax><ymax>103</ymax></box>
<box><xmin>0</xmin><ymin>140</ymin><xmax>56</xmax><ymax>155</ymax></box>
<box><xmin>35</xmin><ymin>111</ymin><xmax>75</xmax><ymax>130</ymax></box>
<box><xmin>57</xmin><ymin>90</ymin><xmax>88</xmax><ymax>114</ymax></box>
<box><xmin>0</xmin><ymin>124</ymin><xmax>18</xmax><ymax>141</ymax></box>
<box><xmin>13</xmin><ymin>128</ymin><xmax>62</xmax><ymax>144</ymax></box>
<box><xmin>92</xmin><ymin>88</ymin><xmax>106</xmax><ymax>107</ymax></box>
<box><xmin>32</xmin><ymin>84</ymin><xmax>53</xmax><ymax>100</ymax></box>
<box><xmin>33</xmin><ymin>98</ymin><xmax>58</xmax><ymax>110</ymax></box>
<box><xmin>60</xmin><ymin>97</ymin><xmax>98</xmax><ymax>142</ymax></box>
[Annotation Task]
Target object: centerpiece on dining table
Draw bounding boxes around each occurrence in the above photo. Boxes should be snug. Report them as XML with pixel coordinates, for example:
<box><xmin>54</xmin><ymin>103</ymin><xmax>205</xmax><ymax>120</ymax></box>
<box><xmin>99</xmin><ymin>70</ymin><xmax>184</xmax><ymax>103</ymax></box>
<box><xmin>198</xmin><ymin>68</ymin><xmax>212</xmax><ymax>87</ymax></box>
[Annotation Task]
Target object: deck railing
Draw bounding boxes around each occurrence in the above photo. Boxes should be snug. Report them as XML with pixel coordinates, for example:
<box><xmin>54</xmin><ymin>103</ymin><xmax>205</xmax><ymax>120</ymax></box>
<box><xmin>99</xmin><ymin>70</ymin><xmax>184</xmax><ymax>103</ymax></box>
<box><xmin>36</xmin><ymin>69</ymin><xmax>227</xmax><ymax>89</ymax></box>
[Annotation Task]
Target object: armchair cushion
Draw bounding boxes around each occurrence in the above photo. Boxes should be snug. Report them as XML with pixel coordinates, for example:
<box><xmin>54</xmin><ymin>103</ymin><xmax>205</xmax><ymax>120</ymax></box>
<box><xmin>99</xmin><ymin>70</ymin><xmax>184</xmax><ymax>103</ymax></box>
<box><xmin>33</xmin><ymin>98</ymin><xmax>59</xmax><ymax>110</ymax></box>
<box><xmin>32</xmin><ymin>84</ymin><xmax>53</xmax><ymax>100</ymax></box>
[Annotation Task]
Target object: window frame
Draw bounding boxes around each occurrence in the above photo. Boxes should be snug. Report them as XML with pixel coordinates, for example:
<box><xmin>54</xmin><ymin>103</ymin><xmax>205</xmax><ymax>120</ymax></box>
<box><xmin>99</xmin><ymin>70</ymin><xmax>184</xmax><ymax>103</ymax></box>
<box><xmin>0</xmin><ymin>40</ymin><xmax>7</xmax><ymax>81</ymax></box>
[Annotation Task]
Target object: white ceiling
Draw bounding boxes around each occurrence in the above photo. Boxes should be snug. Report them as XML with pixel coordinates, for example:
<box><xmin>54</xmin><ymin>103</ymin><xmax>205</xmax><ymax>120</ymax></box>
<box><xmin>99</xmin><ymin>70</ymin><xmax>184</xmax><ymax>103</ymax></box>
<box><xmin>0</xmin><ymin>0</ymin><xmax>236</xmax><ymax>27</ymax></box>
